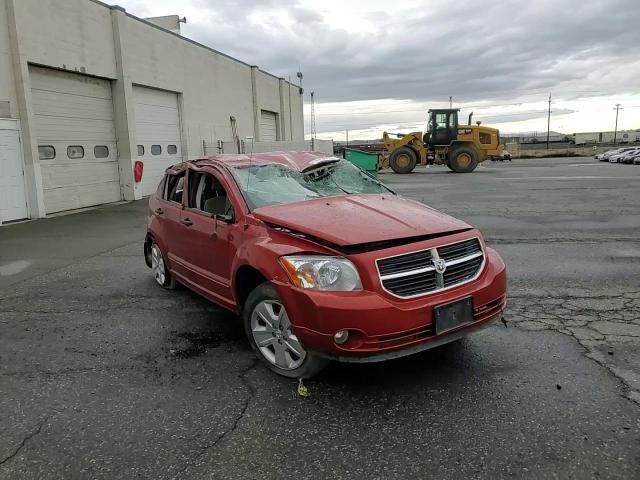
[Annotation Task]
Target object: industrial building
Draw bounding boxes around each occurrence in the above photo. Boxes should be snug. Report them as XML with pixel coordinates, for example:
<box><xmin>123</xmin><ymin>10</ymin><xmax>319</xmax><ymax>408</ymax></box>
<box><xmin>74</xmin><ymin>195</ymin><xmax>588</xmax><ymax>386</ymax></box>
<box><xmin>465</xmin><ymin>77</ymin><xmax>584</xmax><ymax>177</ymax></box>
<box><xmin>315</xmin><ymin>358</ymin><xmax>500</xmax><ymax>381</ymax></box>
<box><xmin>0</xmin><ymin>0</ymin><xmax>304</xmax><ymax>225</ymax></box>
<box><xmin>573</xmin><ymin>130</ymin><xmax>640</xmax><ymax>145</ymax></box>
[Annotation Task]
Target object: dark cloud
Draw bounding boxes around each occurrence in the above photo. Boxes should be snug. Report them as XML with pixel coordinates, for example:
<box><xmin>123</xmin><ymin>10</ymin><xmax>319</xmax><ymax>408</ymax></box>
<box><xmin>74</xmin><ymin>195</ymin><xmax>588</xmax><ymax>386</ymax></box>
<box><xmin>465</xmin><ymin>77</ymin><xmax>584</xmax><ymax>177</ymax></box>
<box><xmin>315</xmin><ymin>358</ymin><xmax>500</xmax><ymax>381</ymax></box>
<box><xmin>120</xmin><ymin>0</ymin><xmax>640</xmax><ymax>134</ymax></box>
<box><xmin>168</xmin><ymin>0</ymin><xmax>640</xmax><ymax>104</ymax></box>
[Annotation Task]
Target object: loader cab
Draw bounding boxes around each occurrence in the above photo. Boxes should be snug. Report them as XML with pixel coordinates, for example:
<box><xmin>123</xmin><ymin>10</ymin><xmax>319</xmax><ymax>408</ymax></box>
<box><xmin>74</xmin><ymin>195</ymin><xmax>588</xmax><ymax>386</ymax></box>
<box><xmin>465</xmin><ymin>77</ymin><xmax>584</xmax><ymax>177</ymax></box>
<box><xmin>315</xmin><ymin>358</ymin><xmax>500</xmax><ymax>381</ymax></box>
<box><xmin>425</xmin><ymin>109</ymin><xmax>459</xmax><ymax>146</ymax></box>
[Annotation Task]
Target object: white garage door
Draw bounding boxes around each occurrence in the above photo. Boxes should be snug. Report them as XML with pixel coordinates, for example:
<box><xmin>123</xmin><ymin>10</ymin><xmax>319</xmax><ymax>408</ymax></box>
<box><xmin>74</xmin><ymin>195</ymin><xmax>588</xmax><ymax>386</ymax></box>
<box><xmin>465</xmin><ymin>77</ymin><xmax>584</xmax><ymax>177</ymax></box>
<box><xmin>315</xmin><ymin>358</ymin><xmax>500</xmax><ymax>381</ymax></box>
<box><xmin>30</xmin><ymin>66</ymin><xmax>120</xmax><ymax>214</ymax></box>
<box><xmin>0</xmin><ymin>126</ymin><xmax>28</xmax><ymax>222</ymax></box>
<box><xmin>133</xmin><ymin>86</ymin><xmax>183</xmax><ymax>196</ymax></box>
<box><xmin>260</xmin><ymin>110</ymin><xmax>278</xmax><ymax>141</ymax></box>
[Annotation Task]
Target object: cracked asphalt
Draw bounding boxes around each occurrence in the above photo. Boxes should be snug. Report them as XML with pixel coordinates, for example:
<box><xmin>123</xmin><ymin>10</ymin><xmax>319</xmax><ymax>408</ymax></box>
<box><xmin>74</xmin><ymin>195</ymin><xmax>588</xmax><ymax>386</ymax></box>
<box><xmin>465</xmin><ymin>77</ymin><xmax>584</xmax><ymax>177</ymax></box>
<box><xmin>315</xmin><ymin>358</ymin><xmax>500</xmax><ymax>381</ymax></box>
<box><xmin>1</xmin><ymin>157</ymin><xmax>639</xmax><ymax>479</ymax></box>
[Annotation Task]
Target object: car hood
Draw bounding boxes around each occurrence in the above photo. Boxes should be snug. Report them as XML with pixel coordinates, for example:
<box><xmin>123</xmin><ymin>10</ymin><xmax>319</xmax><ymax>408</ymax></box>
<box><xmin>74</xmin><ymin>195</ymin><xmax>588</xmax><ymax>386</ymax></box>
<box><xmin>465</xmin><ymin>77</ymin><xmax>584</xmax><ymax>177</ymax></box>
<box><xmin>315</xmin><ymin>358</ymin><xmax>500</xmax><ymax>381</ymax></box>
<box><xmin>252</xmin><ymin>194</ymin><xmax>472</xmax><ymax>247</ymax></box>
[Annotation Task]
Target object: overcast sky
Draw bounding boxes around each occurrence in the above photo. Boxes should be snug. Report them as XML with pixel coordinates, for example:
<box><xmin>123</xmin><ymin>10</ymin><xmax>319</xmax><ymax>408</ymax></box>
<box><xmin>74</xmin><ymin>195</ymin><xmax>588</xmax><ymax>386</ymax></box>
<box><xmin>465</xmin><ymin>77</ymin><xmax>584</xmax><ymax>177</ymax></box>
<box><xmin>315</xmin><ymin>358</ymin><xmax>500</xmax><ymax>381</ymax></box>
<box><xmin>117</xmin><ymin>0</ymin><xmax>640</xmax><ymax>140</ymax></box>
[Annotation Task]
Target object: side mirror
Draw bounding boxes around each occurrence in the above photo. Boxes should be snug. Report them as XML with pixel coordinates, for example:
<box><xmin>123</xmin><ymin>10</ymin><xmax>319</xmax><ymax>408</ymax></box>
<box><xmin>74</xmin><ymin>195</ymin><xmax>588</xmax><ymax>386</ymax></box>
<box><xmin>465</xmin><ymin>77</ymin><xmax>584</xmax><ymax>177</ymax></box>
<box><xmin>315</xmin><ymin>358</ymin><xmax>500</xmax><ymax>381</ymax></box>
<box><xmin>215</xmin><ymin>213</ymin><xmax>234</xmax><ymax>224</ymax></box>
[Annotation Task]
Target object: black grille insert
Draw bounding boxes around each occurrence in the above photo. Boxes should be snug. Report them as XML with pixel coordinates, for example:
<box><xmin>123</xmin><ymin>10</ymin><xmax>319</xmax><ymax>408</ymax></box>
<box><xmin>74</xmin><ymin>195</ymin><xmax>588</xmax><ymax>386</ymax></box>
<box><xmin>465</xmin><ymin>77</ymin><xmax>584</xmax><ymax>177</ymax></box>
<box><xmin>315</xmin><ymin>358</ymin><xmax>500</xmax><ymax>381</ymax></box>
<box><xmin>377</xmin><ymin>238</ymin><xmax>484</xmax><ymax>298</ymax></box>
<box><xmin>377</xmin><ymin>250</ymin><xmax>431</xmax><ymax>276</ymax></box>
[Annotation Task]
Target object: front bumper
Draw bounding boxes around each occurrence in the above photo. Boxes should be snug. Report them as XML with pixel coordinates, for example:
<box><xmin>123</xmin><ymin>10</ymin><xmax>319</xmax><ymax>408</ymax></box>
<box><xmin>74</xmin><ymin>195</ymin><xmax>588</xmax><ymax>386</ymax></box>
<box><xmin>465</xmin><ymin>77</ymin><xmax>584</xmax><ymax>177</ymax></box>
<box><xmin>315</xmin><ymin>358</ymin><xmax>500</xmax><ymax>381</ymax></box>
<box><xmin>275</xmin><ymin>247</ymin><xmax>507</xmax><ymax>362</ymax></box>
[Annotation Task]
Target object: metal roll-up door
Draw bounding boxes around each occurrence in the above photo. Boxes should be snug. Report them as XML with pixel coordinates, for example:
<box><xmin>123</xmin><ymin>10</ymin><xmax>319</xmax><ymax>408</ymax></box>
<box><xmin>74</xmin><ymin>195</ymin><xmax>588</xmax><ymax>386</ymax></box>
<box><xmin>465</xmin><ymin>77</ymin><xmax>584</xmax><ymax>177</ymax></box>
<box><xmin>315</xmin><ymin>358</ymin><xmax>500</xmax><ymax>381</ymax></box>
<box><xmin>133</xmin><ymin>86</ymin><xmax>183</xmax><ymax>196</ymax></box>
<box><xmin>260</xmin><ymin>110</ymin><xmax>278</xmax><ymax>141</ymax></box>
<box><xmin>30</xmin><ymin>66</ymin><xmax>120</xmax><ymax>214</ymax></box>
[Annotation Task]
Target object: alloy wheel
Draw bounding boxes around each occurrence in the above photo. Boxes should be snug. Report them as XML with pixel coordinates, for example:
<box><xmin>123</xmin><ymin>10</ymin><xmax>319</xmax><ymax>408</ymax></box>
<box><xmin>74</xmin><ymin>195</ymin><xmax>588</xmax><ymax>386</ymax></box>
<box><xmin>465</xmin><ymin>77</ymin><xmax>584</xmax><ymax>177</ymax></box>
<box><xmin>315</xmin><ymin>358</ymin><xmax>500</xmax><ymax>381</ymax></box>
<box><xmin>151</xmin><ymin>244</ymin><xmax>166</xmax><ymax>286</ymax></box>
<box><xmin>251</xmin><ymin>300</ymin><xmax>306</xmax><ymax>370</ymax></box>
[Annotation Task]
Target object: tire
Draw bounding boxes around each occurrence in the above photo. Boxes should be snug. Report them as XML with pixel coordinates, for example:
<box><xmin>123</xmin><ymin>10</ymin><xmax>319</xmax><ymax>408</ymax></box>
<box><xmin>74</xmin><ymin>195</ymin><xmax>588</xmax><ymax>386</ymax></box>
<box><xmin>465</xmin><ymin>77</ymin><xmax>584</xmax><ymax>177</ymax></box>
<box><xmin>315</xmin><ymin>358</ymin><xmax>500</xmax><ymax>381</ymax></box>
<box><xmin>243</xmin><ymin>282</ymin><xmax>329</xmax><ymax>378</ymax></box>
<box><xmin>448</xmin><ymin>146</ymin><xmax>479</xmax><ymax>173</ymax></box>
<box><xmin>150</xmin><ymin>242</ymin><xmax>178</xmax><ymax>289</ymax></box>
<box><xmin>389</xmin><ymin>147</ymin><xmax>418</xmax><ymax>174</ymax></box>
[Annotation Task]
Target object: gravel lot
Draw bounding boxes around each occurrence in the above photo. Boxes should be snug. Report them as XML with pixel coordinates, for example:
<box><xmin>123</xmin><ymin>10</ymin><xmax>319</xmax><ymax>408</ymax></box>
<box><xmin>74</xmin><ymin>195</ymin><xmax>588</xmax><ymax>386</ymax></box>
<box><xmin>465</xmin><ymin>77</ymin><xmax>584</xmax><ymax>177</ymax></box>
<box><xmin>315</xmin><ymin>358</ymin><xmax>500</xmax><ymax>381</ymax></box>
<box><xmin>1</xmin><ymin>156</ymin><xmax>639</xmax><ymax>479</ymax></box>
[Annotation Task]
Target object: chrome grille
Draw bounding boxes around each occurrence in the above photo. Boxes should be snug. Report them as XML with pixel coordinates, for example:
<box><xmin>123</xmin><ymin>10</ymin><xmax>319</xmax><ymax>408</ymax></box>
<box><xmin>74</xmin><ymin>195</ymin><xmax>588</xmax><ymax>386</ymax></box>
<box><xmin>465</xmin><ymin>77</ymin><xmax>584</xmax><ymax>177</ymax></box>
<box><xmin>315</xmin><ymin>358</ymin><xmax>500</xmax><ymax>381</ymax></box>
<box><xmin>376</xmin><ymin>238</ymin><xmax>484</xmax><ymax>298</ymax></box>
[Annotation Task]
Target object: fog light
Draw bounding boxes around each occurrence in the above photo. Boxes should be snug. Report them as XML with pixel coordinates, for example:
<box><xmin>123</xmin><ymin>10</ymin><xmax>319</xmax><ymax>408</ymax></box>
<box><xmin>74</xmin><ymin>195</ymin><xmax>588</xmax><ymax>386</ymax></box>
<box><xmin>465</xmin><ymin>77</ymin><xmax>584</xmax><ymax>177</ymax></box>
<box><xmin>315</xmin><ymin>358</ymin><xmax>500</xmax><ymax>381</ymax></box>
<box><xmin>334</xmin><ymin>330</ymin><xmax>350</xmax><ymax>345</ymax></box>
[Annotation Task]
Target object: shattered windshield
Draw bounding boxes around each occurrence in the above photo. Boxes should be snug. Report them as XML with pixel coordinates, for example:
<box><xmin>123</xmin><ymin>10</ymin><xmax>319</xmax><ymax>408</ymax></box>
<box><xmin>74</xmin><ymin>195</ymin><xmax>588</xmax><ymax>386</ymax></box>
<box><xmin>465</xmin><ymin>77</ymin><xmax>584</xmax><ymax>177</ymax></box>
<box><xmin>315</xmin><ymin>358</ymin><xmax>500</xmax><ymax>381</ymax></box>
<box><xmin>231</xmin><ymin>159</ymin><xmax>393</xmax><ymax>209</ymax></box>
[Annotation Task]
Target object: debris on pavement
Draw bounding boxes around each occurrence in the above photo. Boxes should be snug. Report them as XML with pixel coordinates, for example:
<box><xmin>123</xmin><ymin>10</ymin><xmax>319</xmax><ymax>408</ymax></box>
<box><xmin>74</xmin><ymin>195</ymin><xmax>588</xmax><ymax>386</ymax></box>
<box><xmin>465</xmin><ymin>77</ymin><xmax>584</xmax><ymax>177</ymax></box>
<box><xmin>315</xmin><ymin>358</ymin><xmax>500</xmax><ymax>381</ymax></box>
<box><xmin>297</xmin><ymin>378</ymin><xmax>310</xmax><ymax>398</ymax></box>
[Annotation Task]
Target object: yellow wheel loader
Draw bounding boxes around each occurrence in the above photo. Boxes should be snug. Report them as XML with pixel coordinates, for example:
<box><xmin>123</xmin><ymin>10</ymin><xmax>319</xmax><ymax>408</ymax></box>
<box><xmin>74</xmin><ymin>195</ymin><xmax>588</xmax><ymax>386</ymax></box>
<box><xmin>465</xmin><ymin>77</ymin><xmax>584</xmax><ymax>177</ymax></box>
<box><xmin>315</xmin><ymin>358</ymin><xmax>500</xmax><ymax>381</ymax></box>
<box><xmin>380</xmin><ymin>109</ymin><xmax>504</xmax><ymax>173</ymax></box>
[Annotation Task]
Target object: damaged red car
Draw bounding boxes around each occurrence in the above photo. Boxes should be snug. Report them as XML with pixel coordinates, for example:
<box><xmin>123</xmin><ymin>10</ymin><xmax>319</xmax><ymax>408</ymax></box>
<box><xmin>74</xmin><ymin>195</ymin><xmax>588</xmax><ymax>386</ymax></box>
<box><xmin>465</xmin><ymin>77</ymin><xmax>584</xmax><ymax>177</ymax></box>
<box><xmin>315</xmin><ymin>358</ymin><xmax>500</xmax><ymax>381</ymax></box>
<box><xmin>144</xmin><ymin>151</ymin><xmax>507</xmax><ymax>377</ymax></box>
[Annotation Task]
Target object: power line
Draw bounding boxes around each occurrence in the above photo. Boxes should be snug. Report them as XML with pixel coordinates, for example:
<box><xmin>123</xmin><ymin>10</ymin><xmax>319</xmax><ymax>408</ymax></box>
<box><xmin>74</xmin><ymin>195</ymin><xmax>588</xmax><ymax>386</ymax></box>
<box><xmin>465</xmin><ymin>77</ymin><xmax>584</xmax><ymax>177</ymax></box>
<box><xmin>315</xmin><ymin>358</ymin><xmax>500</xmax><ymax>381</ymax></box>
<box><xmin>303</xmin><ymin>101</ymin><xmax>640</xmax><ymax>118</ymax></box>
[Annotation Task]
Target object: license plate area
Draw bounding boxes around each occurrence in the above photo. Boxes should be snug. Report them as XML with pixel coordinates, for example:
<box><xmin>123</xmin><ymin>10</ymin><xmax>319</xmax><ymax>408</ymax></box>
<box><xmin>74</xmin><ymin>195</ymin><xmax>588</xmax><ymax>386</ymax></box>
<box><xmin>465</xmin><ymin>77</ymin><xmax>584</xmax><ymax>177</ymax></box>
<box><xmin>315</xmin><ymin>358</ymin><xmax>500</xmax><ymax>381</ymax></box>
<box><xmin>433</xmin><ymin>297</ymin><xmax>474</xmax><ymax>335</ymax></box>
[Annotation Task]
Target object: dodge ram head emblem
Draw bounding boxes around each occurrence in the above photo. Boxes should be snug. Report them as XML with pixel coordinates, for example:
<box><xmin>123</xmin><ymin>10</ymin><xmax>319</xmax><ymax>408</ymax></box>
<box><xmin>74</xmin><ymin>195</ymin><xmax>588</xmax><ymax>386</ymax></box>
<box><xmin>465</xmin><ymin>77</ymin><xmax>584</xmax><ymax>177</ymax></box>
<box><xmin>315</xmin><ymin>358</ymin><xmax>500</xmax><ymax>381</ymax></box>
<box><xmin>434</xmin><ymin>258</ymin><xmax>447</xmax><ymax>274</ymax></box>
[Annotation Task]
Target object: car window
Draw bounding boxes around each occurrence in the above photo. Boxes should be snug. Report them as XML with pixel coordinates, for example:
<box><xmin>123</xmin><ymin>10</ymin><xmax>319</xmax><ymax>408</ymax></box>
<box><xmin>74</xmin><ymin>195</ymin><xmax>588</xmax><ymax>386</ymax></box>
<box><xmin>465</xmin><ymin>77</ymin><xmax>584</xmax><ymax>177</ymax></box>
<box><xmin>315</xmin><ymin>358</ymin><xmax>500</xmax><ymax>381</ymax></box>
<box><xmin>164</xmin><ymin>172</ymin><xmax>185</xmax><ymax>204</ymax></box>
<box><xmin>230</xmin><ymin>159</ymin><xmax>392</xmax><ymax>210</ymax></box>
<box><xmin>188</xmin><ymin>172</ymin><xmax>234</xmax><ymax>218</ymax></box>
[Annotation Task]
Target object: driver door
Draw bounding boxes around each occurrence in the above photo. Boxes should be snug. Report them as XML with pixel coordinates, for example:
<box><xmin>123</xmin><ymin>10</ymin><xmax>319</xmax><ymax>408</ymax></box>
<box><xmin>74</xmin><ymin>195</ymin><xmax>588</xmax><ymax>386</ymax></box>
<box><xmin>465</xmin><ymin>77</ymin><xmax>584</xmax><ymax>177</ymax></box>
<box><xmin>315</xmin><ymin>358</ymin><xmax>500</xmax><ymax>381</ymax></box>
<box><xmin>432</xmin><ymin>111</ymin><xmax>458</xmax><ymax>145</ymax></box>
<box><xmin>176</xmin><ymin>169</ymin><xmax>237</xmax><ymax>309</ymax></box>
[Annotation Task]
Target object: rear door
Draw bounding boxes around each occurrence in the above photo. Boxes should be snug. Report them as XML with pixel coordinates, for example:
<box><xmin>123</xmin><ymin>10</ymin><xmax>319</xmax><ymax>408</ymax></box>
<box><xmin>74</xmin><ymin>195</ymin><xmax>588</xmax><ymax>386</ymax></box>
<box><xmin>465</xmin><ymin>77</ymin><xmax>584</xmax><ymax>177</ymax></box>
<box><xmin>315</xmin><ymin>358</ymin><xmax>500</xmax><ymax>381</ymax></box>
<box><xmin>176</xmin><ymin>168</ymin><xmax>238</xmax><ymax>308</ymax></box>
<box><xmin>156</xmin><ymin>170</ymin><xmax>186</xmax><ymax>275</ymax></box>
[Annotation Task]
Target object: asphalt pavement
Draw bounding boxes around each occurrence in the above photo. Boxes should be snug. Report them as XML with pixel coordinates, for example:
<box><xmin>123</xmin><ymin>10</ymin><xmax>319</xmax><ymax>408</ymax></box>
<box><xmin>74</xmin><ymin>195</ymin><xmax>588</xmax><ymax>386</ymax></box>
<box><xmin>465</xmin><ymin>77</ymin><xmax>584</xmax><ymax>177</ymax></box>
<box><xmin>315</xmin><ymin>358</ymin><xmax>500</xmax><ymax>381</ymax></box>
<box><xmin>1</xmin><ymin>157</ymin><xmax>639</xmax><ymax>479</ymax></box>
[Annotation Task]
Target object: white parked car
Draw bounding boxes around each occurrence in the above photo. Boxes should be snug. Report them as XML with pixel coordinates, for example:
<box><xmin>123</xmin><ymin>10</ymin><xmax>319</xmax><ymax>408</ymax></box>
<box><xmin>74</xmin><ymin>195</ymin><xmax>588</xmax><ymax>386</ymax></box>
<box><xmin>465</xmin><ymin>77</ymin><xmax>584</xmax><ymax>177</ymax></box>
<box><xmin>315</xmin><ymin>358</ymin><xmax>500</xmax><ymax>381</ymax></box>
<box><xmin>620</xmin><ymin>149</ymin><xmax>640</xmax><ymax>164</ymax></box>
<box><xmin>602</xmin><ymin>147</ymin><xmax>637</xmax><ymax>163</ymax></box>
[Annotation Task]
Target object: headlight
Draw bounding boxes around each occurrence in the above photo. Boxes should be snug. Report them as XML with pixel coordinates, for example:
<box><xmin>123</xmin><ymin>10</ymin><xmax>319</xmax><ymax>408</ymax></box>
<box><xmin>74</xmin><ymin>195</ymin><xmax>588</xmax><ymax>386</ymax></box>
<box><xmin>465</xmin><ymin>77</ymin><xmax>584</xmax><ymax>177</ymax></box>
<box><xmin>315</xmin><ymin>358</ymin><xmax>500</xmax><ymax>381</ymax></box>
<box><xmin>279</xmin><ymin>256</ymin><xmax>362</xmax><ymax>291</ymax></box>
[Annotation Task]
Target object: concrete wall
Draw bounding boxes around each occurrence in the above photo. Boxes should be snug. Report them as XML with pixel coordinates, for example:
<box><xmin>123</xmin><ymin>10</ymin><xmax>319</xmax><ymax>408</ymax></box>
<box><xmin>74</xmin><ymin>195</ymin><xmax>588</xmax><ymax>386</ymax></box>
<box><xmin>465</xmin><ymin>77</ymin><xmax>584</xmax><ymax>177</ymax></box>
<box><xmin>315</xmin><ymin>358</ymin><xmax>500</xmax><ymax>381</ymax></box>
<box><xmin>0</xmin><ymin>3</ymin><xmax>18</xmax><ymax>118</ymax></box>
<box><xmin>210</xmin><ymin>139</ymin><xmax>334</xmax><ymax>155</ymax></box>
<box><xmin>506</xmin><ymin>143</ymin><xmax>614</xmax><ymax>158</ymax></box>
<box><xmin>0</xmin><ymin>0</ymin><xmax>304</xmax><ymax>220</ymax></box>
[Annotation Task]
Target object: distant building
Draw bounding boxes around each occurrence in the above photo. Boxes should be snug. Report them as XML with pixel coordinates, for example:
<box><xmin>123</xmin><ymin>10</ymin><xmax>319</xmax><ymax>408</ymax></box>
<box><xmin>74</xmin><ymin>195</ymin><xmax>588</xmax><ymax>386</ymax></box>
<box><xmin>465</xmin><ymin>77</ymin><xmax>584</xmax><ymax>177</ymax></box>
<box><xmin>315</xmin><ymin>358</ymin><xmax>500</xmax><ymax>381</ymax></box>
<box><xmin>573</xmin><ymin>130</ymin><xmax>640</xmax><ymax>145</ymax></box>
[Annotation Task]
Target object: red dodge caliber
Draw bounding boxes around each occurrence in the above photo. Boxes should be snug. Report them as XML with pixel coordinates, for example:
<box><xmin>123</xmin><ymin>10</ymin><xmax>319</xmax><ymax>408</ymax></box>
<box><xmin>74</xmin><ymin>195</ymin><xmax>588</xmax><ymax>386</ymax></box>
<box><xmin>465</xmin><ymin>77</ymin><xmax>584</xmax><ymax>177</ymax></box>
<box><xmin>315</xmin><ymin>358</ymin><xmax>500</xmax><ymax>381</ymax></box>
<box><xmin>145</xmin><ymin>151</ymin><xmax>507</xmax><ymax>377</ymax></box>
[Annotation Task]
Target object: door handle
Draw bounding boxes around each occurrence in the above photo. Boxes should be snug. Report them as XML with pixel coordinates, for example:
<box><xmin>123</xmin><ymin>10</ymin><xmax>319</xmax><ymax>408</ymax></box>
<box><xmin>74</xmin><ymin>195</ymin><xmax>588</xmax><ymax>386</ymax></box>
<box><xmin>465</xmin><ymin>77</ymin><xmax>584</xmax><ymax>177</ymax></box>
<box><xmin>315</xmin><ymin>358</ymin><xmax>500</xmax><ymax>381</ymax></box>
<box><xmin>180</xmin><ymin>218</ymin><xmax>193</xmax><ymax>227</ymax></box>
<box><xmin>154</xmin><ymin>207</ymin><xmax>164</xmax><ymax>215</ymax></box>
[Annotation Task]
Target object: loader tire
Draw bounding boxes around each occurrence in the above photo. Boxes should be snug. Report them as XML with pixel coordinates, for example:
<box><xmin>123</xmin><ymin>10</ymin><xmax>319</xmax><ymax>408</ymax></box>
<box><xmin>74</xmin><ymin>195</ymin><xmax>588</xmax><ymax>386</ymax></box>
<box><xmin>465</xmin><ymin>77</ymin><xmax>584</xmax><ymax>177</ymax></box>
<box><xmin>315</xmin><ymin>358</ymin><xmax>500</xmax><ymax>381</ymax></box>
<box><xmin>389</xmin><ymin>147</ymin><xmax>418</xmax><ymax>174</ymax></box>
<box><xmin>448</xmin><ymin>146</ymin><xmax>479</xmax><ymax>173</ymax></box>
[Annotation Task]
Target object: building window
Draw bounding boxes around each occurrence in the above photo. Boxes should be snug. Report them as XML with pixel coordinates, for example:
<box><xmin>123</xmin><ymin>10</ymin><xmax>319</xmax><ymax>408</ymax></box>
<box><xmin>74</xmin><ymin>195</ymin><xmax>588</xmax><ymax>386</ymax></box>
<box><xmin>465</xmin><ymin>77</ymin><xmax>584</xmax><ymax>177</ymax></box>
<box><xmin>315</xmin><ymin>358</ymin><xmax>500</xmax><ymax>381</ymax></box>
<box><xmin>94</xmin><ymin>146</ymin><xmax>109</xmax><ymax>158</ymax></box>
<box><xmin>38</xmin><ymin>145</ymin><xmax>56</xmax><ymax>160</ymax></box>
<box><xmin>167</xmin><ymin>145</ymin><xmax>177</xmax><ymax>155</ymax></box>
<box><xmin>151</xmin><ymin>145</ymin><xmax>162</xmax><ymax>155</ymax></box>
<box><xmin>137</xmin><ymin>145</ymin><xmax>145</xmax><ymax>156</ymax></box>
<box><xmin>67</xmin><ymin>145</ymin><xmax>84</xmax><ymax>159</ymax></box>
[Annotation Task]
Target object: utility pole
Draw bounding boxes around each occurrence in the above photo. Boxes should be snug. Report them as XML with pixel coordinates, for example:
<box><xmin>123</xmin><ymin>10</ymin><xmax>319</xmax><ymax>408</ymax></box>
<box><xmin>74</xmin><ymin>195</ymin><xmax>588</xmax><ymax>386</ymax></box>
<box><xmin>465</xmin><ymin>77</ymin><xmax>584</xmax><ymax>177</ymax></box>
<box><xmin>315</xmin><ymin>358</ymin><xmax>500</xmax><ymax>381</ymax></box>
<box><xmin>310</xmin><ymin>91</ymin><xmax>316</xmax><ymax>150</ymax></box>
<box><xmin>346</xmin><ymin>129</ymin><xmax>349</xmax><ymax>148</ymax></box>
<box><xmin>546</xmin><ymin>94</ymin><xmax>551</xmax><ymax>150</ymax></box>
<box><xmin>613</xmin><ymin>104</ymin><xmax>622</xmax><ymax>144</ymax></box>
<box><xmin>449</xmin><ymin>96</ymin><xmax>453</xmax><ymax>109</ymax></box>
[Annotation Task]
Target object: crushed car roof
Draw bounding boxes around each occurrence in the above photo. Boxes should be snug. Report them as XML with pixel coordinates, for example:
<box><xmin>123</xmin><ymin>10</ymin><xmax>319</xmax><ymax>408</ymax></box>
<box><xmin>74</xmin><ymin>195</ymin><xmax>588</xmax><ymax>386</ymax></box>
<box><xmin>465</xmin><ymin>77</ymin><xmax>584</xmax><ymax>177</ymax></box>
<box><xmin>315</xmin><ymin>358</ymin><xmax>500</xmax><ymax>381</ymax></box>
<box><xmin>167</xmin><ymin>151</ymin><xmax>341</xmax><ymax>174</ymax></box>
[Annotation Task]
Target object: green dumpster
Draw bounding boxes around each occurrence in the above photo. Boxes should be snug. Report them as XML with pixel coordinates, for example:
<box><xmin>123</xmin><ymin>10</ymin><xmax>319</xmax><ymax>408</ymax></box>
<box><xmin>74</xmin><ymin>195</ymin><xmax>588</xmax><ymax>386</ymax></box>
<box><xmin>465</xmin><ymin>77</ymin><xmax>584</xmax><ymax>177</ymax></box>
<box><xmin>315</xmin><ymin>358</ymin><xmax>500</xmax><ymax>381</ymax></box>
<box><xmin>344</xmin><ymin>148</ymin><xmax>379</xmax><ymax>177</ymax></box>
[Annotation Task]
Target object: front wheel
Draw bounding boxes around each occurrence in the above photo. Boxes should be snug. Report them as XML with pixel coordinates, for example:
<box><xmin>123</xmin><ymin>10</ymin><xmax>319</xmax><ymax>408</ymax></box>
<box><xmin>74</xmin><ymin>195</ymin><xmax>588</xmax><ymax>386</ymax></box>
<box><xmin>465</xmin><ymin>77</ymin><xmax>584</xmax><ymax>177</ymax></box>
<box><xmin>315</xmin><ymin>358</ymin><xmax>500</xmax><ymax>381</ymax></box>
<box><xmin>243</xmin><ymin>282</ymin><xmax>329</xmax><ymax>378</ymax></box>
<box><xmin>389</xmin><ymin>147</ymin><xmax>418</xmax><ymax>174</ymax></box>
